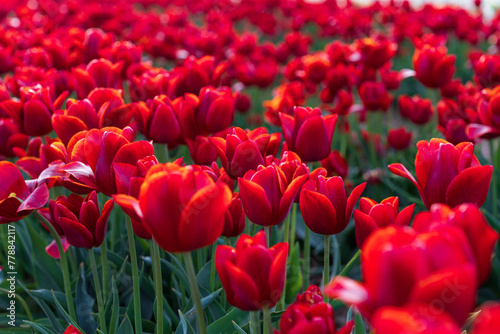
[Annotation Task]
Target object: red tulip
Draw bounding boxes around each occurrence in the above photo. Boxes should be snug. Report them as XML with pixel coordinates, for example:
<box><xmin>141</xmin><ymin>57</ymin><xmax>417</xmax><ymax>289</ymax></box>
<box><xmin>72</xmin><ymin>58</ymin><xmax>123</xmax><ymax>99</ymax></box>
<box><xmin>53</xmin><ymin>191</ymin><xmax>113</xmax><ymax>249</ymax></box>
<box><xmin>280</xmin><ymin>107</ymin><xmax>337</xmax><ymax>162</ymax></box>
<box><xmin>239</xmin><ymin>165</ymin><xmax>307</xmax><ymax>226</ymax></box>
<box><xmin>325</xmin><ymin>226</ymin><xmax>478</xmax><ymax>326</ymax></box>
<box><xmin>398</xmin><ymin>95</ymin><xmax>434</xmax><ymax>125</ymax></box>
<box><xmin>300</xmin><ymin>176</ymin><xmax>366</xmax><ymax>235</ymax></box>
<box><xmin>0</xmin><ymin>161</ymin><xmax>49</xmax><ymax>224</ymax></box>
<box><xmin>51</xmin><ymin>99</ymin><xmax>99</xmax><ymax>145</ymax></box>
<box><xmin>413</xmin><ymin>203</ymin><xmax>498</xmax><ymax>284</ymax></box>
<box><xmin>210</xmin><ymin>127</ymin><xmax>275</xmax><ymax>179</ymax></box>
<box><xmin>320</xmin><ymin>150</ymin><xmax>348</xmax><ymax>178</ymax></box>
<box><xmin>354</xmin><ymin>36</ymin><xmax>397</xmax><ymax>69</ymax></box>
<box><xmin>413</xmin><ymin>44</ymin><xmax>455</xmax><ymax>88</ymax></box>
<box><xmin>115</xmin><ymin>163</ymin><xmax>232</xmax><ymax>252</ymax></box>
<box><xmin>222</xmin><ymin>193</ymin><xmax>245</xmax><ymax>238</ymax></box>
<box><xmin>467</xmin><ymin>88</ymin><xmax>500</xmax><ymax>139</ymax></box>
<box><xmin>16</xmin><ymin>138</ymin><xmax>69</xmax><ymax>179</ymax></box>
<box><xmin>215</xmin><ymin>231</ymin><xmax>288</xmax><ymax>310</ymax></box>
<box><xmin>186</xmin><ymin>136</ymin><xmax>218</xmax><ymax>166</ymax></box>
<box><xmin>470</xmin><ymin>303</ymin><xmax>500</xmax><ymax>334</ymax></box>
<box><xmin>277</xmin><ymin>285</ymin><xmax>354</xmax><ymax>334</ymax></box>
<box><xmin>0</xmin><ymin>118</ymin><xmax>29</xmax><ymax>159</ymax></box>
<box><xmin>354</xmin><ymin>196</ymin><xmax>414</xmax><ymax>248</ymax></box>
<box><xmin>472</xmin><ymin>54</ymin><xmax>500</xmax><ymax>88</ymax></box>
<box><xmin>371</xmin><ymin>304</ymin><xmax>461</xmax><ymax>334</ymax></box>
<box><xmin>389</xmin><ymin>139</ymin><xmax>492</xmax><ymax>209</ymax></box>
<box><xmin>387</xmin><ymin>127</ymin><xmax>412</xmax><ymax>150</ymax></box>
<box><xmin>64</xmin><ymin>325</ymin><xmax>83</xmax><ymax>334</ymax></box>
<box><xmin>358</xmin><ymin>81</ymin><xmax>392</xmax><ymax>112</ymax></box>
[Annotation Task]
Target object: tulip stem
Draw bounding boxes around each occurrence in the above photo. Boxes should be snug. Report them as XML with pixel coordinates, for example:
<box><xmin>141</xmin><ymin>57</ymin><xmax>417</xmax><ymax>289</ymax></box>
<box><xmin>290</xmin><ymin>203</ymin><xmax>297</xmax><ymax>246</ymax></box>
<box><xmin>263</xmin><ymin>306</ymin><xmax>273</xmax><ymax>334</ymax></box>
<box><xmin>210</xmin><ymin>243</ymin><xmax>217</xmax><ymax>291</ymax></box>
<box><xmin>183</xmin><ymin>252</ymin><xmax>207</xmax><ymax>334</ymax></box>
<box><xmin>32</xmin><ymin>210</ymin><xmax>77</xmax><ymax>321</ymax></box>
<box><xmin>89</xmin><ymin>248</ymin><xmax>107</xmax><ymax>333</ymax></box>
<box><xmin>151</xmin><ymin>240</ymin><xmax>164</xmax><ymax>333</ymax></box>
<box><xmin>323</xmin><ymin>235</ymin><xmax>330</xmax><ymax>302</ymax></box>
<box><xmin>278</xmin><ymin>213</ymin><xmax>291</xmax><ymax>310</ymax></box>
<box><xmin>339</xmin><ymin>249</ymin><xmax>361</xmax><ymax>277</ymax></box>
<box><xmin>100</xmin><ymin>242</ymin><xmax>110</xmax><ymax>300</ymax></box>
<box><xmin>265</xmin><ymin>227</ymin><xmax>271</xmax><ymax>247</ymax></box>
<box><xmin>250</xmin><ymin>311</ymin><xmax>261</xmax><ymax>334</ymax></box>
<box><xmin>125</xmin><ymin>217</ymin><xmax>142</xmax><ymax>333</ymax></box>
<box><xmin>303</xmin><ymin>227</ymin><xmax>310</xmax><ymax>289</ymax></box>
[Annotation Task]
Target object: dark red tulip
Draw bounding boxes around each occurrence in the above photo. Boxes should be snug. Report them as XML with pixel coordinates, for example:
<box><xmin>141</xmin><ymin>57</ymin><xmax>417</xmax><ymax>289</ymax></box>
<box><xmin>186</xmin><ymin>136</ymin><xmax>218</xmax><ymax>166</ymax></box>
<box><xmin>358</xmin><ymin>81</ymin><xmax>392</xmax><ymax>112</ymax></box>
<box><xmin>55</xmin><ymin>191</ymin><xmax>113</xmax><ymax>249</ymax></box>
<box><xmin>325</xmin><ymin>226</ymin><xmax>478</xmax><ymax>326</ymax></box>
<box><xmin>354</xmin><ymin>196</ymin><xmax>414</xmax><ymax>248</ymax></box>
<box><xmin>0</xmin><ymin>119</ymin><xmax>29</xmax><ymax>159</ymax></box>
<box><xmin>413</xmin><ymin>44</ymin><xmax>455</xmax><ymax>88</ymax></box>
<box><xmin>277</xmin><ymin>285</ymin><xmax>354</xmax><ymax>334</ymax></box>
<box><xmin>222</xmin><ymin>193</ymin><xmax>245</xmax><ymax>238</ymax></box>
<box><xmin>239</xmin><ymin>165</ymin><xmax>307</xmax><ymax>227</ymax></box>
<box><xmin>115</xmin><ymin>163</ymin><xmax>232</xmax><ymax>252</ymax></box>
<box><xmin>398</xmin><ymin>95</ymin><xmax>434</xmax><ymax>125</ymax></box>
<box><xmin>389</xmin><ymin>139</ymin><xmax>492</xmax><ymax>209</ymax></box>
<box><xmin>319</xmin><ymin>150</ymin><xmax>348</xmax><ymax>178</ymax></box>
<box><xmin>215</xmin><ymin>231</ymin><xmax>288</xmax><ymax>310</ymax></box>
<box><xmin>280</xmin><ymin>107</ymin><xmax>337</xmax><ymax>162</ymax></box>
<box><xmin>467</xmin><ymin>87</ymin><xmax>500</xmax><ymax>139</ymax></box>
<box><xmin>300</xmin><ymin>176</ymin><xmax>366</xmax><ymax>235</ymax></box>
<box><xmin>387</xmin><ymin>127</ymin><xmax>412</xmax><ymax>150</ymax></box>
<box><xmin>472</xmin><ymin>54</ymin><xmax>500</xmax><ymax>88</ymax></box>
<box><xmin>16</xmin><ymin>138</ymin><xmax>69</xmax><ymax>179</ymax></box>
<box><xmin>0</xmin><ymin>161</ymin><xmax>49</xmax><ymax>224</ymax></box>
<box><xmin>470</xmin><ymin>303</ymin><xmax>500</xmax><ymax>334</ymax></box>
<box><xmin>413</xmin><ymin>203</ymin><xmax>498</xmax><ymax>284</ymax></box>
<box><xmin>210</xmin><ymin>127</ymin><xmax>275</xmax><ymax>179</ymax></box>
<box><xmin>354</xmin><ymin>36</ymin><xmax>397</xmax><ymax>69</ymax></box>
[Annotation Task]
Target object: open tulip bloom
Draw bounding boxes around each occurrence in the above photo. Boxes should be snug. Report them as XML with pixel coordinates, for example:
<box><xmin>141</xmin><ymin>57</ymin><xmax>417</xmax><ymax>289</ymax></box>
<box><xmin>3</xmin><ymin>1</ymin><xmax>500</xmax><ymax>334</ymax></box>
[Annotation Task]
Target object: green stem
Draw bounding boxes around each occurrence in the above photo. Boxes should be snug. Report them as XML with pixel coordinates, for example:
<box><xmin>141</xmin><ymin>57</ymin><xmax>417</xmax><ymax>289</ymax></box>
<box><xmin>89</xmin><ymin>249</ymin><xmax>107</xmax><ymax>333</ymax></box>
<box><xmin>290</xmin><ymin>203</ymin><xmax>297</xmax><ymax>246</ymax></box>
<box><xmin>263</xmin><ymin>306</ymin><xmax>273</xmax><ymax>334</ymax></box>
<box><xmin>0</xmin><ymin>287</ymin><xmax>34</xmax><ymax>322</ymax></box>
<box><xmin>100</xmin><ymin>242</ymin><xmax>110</xmax><ymax>300</ymax></box>
<box><xmin>323</xmin><ymin>235</ymin><xmax>330</xmax><ymax>302</ymax></box>
<box><xmin>68</xmin><ymin>248</ymin><xmax>78</xmax><ymax>278</ymax></box>
<box><xmin>303</xmin><ymin>227</ymin><xmax>310</xmax><ymax>289</ymax></box>
<box><xmin>265</xmin><ymin>226</ymin><xmax>271</xmax><ymax>247</ymax></box>
<box><xmin>183</xmin><ymin>252</ymin><xmax>207</xmax><ymax>334</ymax></box>
<box><xmin>250</xmin><ymin>311</ymin><xmax>261</xmax><ymax>334</ymax></box>
<box><xmin>278</xmin><ymin>214</ymin><xmax>291</xmax><ymax>310</ymax></box>
<box><xmin>331</xmin><ymin>235</ymin><xmax>340</xmax><ymax>277</ymax></box>
<box><xmin>125</xmin><ymin>217</ymin><xmax>142</xmax><ymax>333</ymax></box>
<box><xmin>32</xmin><ymin>210</ymin><xmax>76</xmax><ymax>320</ymax></box>
<box><xmin>197</xmin><ymin>248</ymin><xmax>203</xmax><ymax>271</ymax></box>
<box><xmin>339</xmin><ymin>249</ymin><xmax>361</xmax><ymax>277</ymax></box>
<box><xmin>152</xmin><ymin>240</ymin><xmax>164</xmax><ymax>333</ymax></box>
<box><xmin>209</xmin><ymin>243</ymin><xmax>217</xmax><ymax>291</ymax></box>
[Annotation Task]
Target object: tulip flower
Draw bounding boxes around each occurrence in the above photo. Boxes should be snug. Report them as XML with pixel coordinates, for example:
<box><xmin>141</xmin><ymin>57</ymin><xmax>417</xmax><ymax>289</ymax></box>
<box><xmin>215</xmin><ymin>231</ymin><xmax>288</xmax><ymax>310</ymax></box>
<box><xmin>280</xmin><ymin>107</ymin><xmax>338</xmax><ymax>162</ymax></box>
<box><xmin>469</xmin><ymin>303</ymin><xmax>500</xmax><ymax>334</ymax></box>
<box><xmin>371</xmin><ymin>304</ymin><xmax>462</xmax><ymax>334</ymax></box>
<box><xmin>277</xmin><ymin>285</ymin><xmax>354</xmax><ymax>334</ymax></box>
<box><xmin>437</xmin><ymin>98</ymin><xmax>477</xmax><ymax>144</ymax></box>
<box><xmin>55</xmin><ymin>191</ymin><xmax>114</xmax><ymax>249</ymax></box>
<box><xmin>398</xmin><ymin>95</ymin><xmax>434</xmax><ymax>125</ymax></box>
<box><xmin>186</xmin><ymin>136</ymin><xmax>218</xmax><ymax>166</ymax></box>
<box><xmin>472</xmin><ymin>54</ymin><xmax>500</xmax><ymax>88</ymax></box>
<box><xmin>413</xmin><ymin>44</ymin><xmax>455</xmax><ymax>88</ymax></box>
<box><xmin>115</xmin><ymin>163</ymin><xmax>232</xmax><ymax>252</ymax></box>
<box><xmin>467</xmin><ymin>88</ymin><xmax>500</xmax><ymax>139</ymax></box>
<box><xmin>354</xmin><ymin>36</ymin><xmax>397</xmax><ymax>69</ymax></box>
<box><xmin>222</xmin><ymin>193</ymin><xmax>245</xmax><ymax>238</ymax></box>
<box><xmin>358</xmin><ymin>81</ymin><xmax>392</xmax><ymax>112</ymax></box>
<box><xmin>387</xmin><ymin>127</ymin><xmax>412</xmax><ymax>150</ymax></box>
<box><xmin>16</xmin><ymin>138</ymin><xmax>69</xmax><ymax>179</ymax></box>
<box><xmin>0</xmin><ymin>161</ymin><xmax>49</xmax><ymax>224</ymax></box>
<box><xmin>388</xmin><ymin>139</ymin><xmax>492</xmax><ymax>209</ymax></box>
<box><xmin>210</xmin><ymin>127</ymin><xmax>275</xmax><ymax>179</ymax></box>
<box><xmin>72</xmin><ymin>58</ymin><xmax>123</xmax><ymax>99</ymax></box>
<box><xmin>0</xmin><ymin>119</ymin><xmax>29</xmax><ymax>159</ymax></box>
<box><xmin>51</xmin><ymin>99</ymin><xmax>99</xmax><ymax>145</ymax></box>
<box><xmin>300</xmin><ymin>176</ymin><xmax>366</xmax><ymax>235</ymax></box>
<box><xmin>413</xmin><ymin>203</ymin><xmax>498</xmax><ymax>284</ymax></box>
<box><xmin>64</xmin><ymin>325</ymin><xmax>83</xmax><ymax>334</ymax></box>
<box><xmin>325</xmin><ymin>226</ymin><xmax>478</xmax><ymax>326</ymax></box>
<box><xmin>354</xmin><ymin>196</ymin><xmax>414</xmax><ymax>248</ymax></box>
<box><xmin>239</xmin><ymin>165</ymin><xmax>307</xmax><ymax>226</ymax></box>
<box><xmin>320</xmin><ymin>150</ymin><xmax>348</xmax><ymax>178</ymax></box>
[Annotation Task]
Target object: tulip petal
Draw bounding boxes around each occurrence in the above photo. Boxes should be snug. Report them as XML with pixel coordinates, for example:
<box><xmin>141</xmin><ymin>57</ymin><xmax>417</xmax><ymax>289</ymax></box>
<box><xmin>17</xmin><ymin>183</ymin><xmax>49</xmax><ymax>215</ymax></box>
<box><xmin>268</xmin><ymin>243</ymin><xmax>288</xmax><ymax>306</ymax></box>
<box><xmin>445</xmin><ymin>165</ymin><xmax>492</xmax><ymax>208</ymax></box>
<box><xmin>394</xmin><ymin>203</ymin><xmax>415</xmax><ymax>226</ymax></box>
<box><xmin>324</xmin><ymin>276</ymin><xmax>370</xmax><ymax>306</ymax></box>
<box><xmin>388</xmin><ymin>163</ymin><xmax>425</xmax><ymax>205</ymax></box>
<box><xmin>94</xmin><ymin>199</ymin><xmax>114</xmax><ymax>246</ymax></box>
<box><xmin>345</xmin><ymin>182</ymin><xmax>367</xmax><ymax>225</ymax></box>
<box><xmin>300</xmin><ymin>189</ymin><xmax>337</xmax><ymax>235</ymax></box>
<box><xmin>62</xmin><ymin>161</ymin><xmax>99</xmax><ymax>191</ymax></box>
<box><xmin>59</xmin><ymin>217</ymin><xmax>94</xmax><ymax>249</ymax></box>
<box><xmin>238</xmin><ymin>178</ymin><xmax>273</xmax><ymax>226</ymax></box>
<box><xmin>225</xmin><ymin>262</ymin><xmax>262</xmax><ymax>310</ymax></box>
<box><xmin>45</xmin><ymin>236</ymin><xmax>70</xmax><ymax>259</ymax></box>
<box><xmin>354</xmin><ymin>210</ymin><xmax>378</xmax><ymax>249</ymax></box>
<box><xmin>52</xmin><ymin>115</ymin><xmax>89</xmax><ymax>146</ymax></box>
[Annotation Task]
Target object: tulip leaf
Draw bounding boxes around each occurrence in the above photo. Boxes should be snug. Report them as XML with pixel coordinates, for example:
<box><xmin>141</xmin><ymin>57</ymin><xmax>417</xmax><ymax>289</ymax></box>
<box><xmin>75</xmin><ymin>263</ymin><xmax>97</xmax><ymax>334</ymax></box>
<box><xmin>153</xmin><ymin>296</ymin><xmax>173</xmax><ymax>334</ymax></box>
<box><xmin>232</xmin><ymin>320</ymin><xmax>248</xmax><ymax>334</ymax></box>
<box><xmin>23</xmin><ymin>321</ymin><xmax>56</xmax><ymax>334</ymax></box>
<box><xmin>285</xmin><ymin>242</ymin><xmax>302</xmax><ymax>304</ymax></box>
<box><xmin>51</xmin><ymin>290</ymin><xmax>85</xmax><ymax>333</ymax></box>
<box><xmin>107</xmin><ymin>277</ymin><xmax>120</xmax><ymax>334</ymax></box>
<box><xmin>117</xmin><ymin>315</ymin><xmax>134</xmax><ymax>334</ymax></box>
<box><xmin>30</xmin><ymin>289</ymin><xmax>67</xmax><ymax>308</ymax></box>
<box><xmin>354</xmin><ymin>312</ymin><xmax>366</xmax><ymax>334</ymax></box>
<box><xmin>207</xmin><ymin>307</ymin><xmax>249</xmax><ymax>334</ymax></box>
<box><xmin>196</xmin><ymin>260</ymin><xmax>215</xmax><ymax>292</ymax></box>
<box><xmin>177</xmin><ymin>310</ymin><xmax>195</xmax><ymax>334</ymax></box>
<box><xmin>184</xmin><ymin>288</ymin><xmax>222</xmax><ymax>317</ymax></box>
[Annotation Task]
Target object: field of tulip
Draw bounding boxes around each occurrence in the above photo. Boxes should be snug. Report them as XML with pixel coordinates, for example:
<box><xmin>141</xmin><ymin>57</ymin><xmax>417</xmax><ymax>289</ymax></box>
<box><xmin>1</xmin><ymin>0</ymin><xmax>500</xmax><ymax>333</ymax></box>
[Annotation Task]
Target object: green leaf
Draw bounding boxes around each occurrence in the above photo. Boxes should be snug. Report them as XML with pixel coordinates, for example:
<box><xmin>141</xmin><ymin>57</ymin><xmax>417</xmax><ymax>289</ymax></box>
<box><xmin>30</xmin><ymin>289</ymin><xmax>67</xmax><ymax>308</ymax></box>
<box><xmin>51</xmin><ymin>290</ymin><xmax>85</xmax><ymax>333</ymax></box>
<box><xmin>196</xmin><ymin>260</ymin><xmax>214</xmax><ymax>292</ymax></box>
<box><xmin>75</xmin><ymin>264</ymin><xmax>97</xmax><ymax>334</ymax></box>
<box><xmin>23</xmin><ymin>321</ymin><xmax>56</xmax><ymax>334</ymax></box>
<box><xmin>108</xmin><ymin>277</ymin><xmax>120</xmax><ymax>334</ymax></box>
<box><xmin>117</xmin><ymin>315</ymin><xmax>134</xmax><ymax>334</ymax></box>
<box><xmin>355</xmin><ymin>312</ymin><xmax>366</xmax><ymax>334</ymax></box>
<box><xmin>184</xmin><ymin>288</ymin><xmax>222</xmax><ymax>318</ymax></box>
<box><xmin>232</xmin><ymin>320</ymin><xmax>247</xmax><ymax>334</ymax></box>
<box><xmin>177</xmin><ymin>310</ymin><xmax>195</xmax><ymax>334</ymax></box>
<box><xmin>207</xmin><ymin>307</ymin><xmax>249</xmax><ymax>334</ymax></box>
<box><xmin>285</xmin><ymin>242</ymin><xmax>302</xmax><ymax>303</ymax></box>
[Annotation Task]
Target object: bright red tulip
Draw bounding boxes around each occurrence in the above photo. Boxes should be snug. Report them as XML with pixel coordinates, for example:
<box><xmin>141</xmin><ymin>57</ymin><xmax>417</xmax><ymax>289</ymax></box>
<box><xmin>64</xmin><ymin>325</ymin><xmax>83</xmax><ymax>334</ymax></box>
<box><xmin>280</xmin><ymin>107</ymin><xmax>337</xmax><ymax>162</ymax></box>
<box><xmin>470</xmin><ymin>303</ymin><xmax>500</xmax><ymax>334</ymax></box>
<box><xmin>398</xmin><ymin>95</ymin><xmax>434</xmax><ymax>125</ymax></box>
<box><xmin>300</xmin><ymin>176</ymin><xmax>366</xmax><ymax>235</ymax></box>
<box><xmin>115</xmin><ymin>163</ymin><xmax>232</xmax><ymax>252</ymax></box>
<box><xmin>413</xmin><ymin>203</ymin><xmax>498</xmax><ymax>284</ymax></box>
<box><xmin>320</xmin><ymin>150</ymin><xmax>348</xmax><ymax>178</ymax></box>
<box><xmin>413</xmin><ymin>44</ymin><xmax>455</xmax><ymax>88</ymax></box>
<box><xmin>239</xmin><ymin>165</ymin><xmax>307</xmax><ymax>226</ymax></box>
<box><xmin>0</xmin><ymin>161</ymin><xmax>49</xmax><ymax>224</ymax></box>
<box><xmin>72</xmin><ymin>58</ymin><xmax>123</xmax><ymax>99</ymax></box>
<box><xmin>215</xmin><ymin>231</ymin><xmax>288</xmax><ymax>310</ymax></box>
<box><xmin>472</xmin><ymin>54</ymin><xmax>500</xmax><ymax>88</ymax></box>
<box><xmin>51</xmin><ymin>99</ymin><xmax>99</xmax><ymax>145</ymax></box>
<box><xmin>354</xmin><ymin>196</ymin><xmax>414</xmax><ymax>248</ymax></box>
<box><xmin>389</xmin><ymin>139</ymin><xmax>492</xmax><ymax>209</ymax></box>
<box><xmin>467</xmin><ymin>87</ymin><xmax>500</xmax><ymax>139</ymax></box>
<box><xmin>354</xmin><ymin>36</ymin><xmax>397</xmax><ymax>69</ymax></box>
